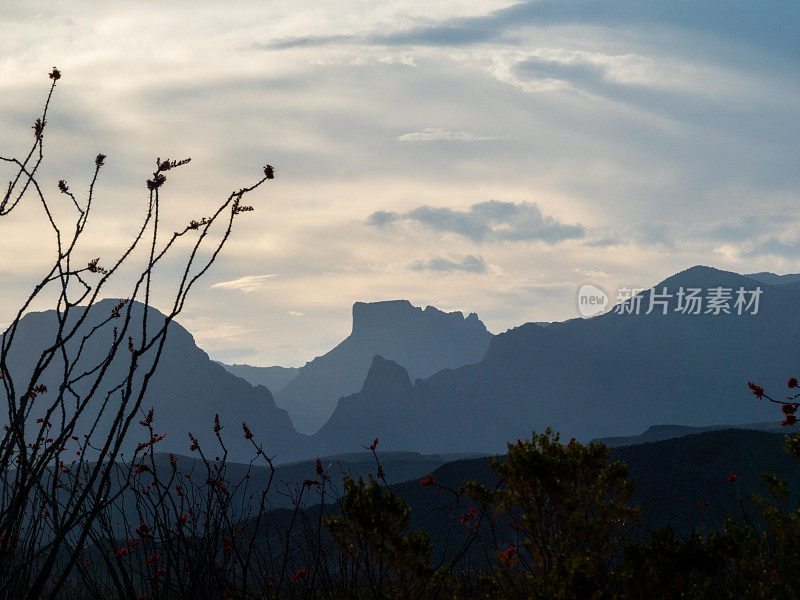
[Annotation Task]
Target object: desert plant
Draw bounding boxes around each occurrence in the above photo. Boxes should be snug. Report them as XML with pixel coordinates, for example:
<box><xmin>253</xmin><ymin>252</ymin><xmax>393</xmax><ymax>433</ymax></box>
<box><xmin>325</xmin><ymin>474</ymin><xmax>444</xmax><ymax>599</ymax></box>
<box><xmin>0</xmin><ymin>68</ymin><xmax>273</xmax><ymax>600</ymax></box>
<box><xmin>464</xmin><ymin>429</ymin><xmax>638</xmax><ymax>600</ymax></box>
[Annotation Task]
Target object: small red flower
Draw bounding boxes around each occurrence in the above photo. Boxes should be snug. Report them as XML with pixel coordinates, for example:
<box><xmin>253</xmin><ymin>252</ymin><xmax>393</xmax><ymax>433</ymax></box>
<box><xmin>242</xmin><ymin>422</ymin><xmax>253</xmax><ymax>439</ymax></box>
<box><xmin>114</xmin><ymin>547</ymin><xmax>128</xmax><ymax>559</ymax></box>
<box><xmin>782</xmin><ymin>414</ymin><xmax>798</xmax><ymax>427</ymax></box>
<box><xmin>726</xmin><ymin>473</ymin><xmax>738</xmax><ymax>483</ymax></box>
<box><xmin>139</xmin><ymin>407</ymin><xmax>154</xmax><ymax>427</ymax></box>
<box><xmin>213</xmin><ymin>414</ymin><xmax>222</xmax><ymax>433</ymax></box>
<box><xmin>500</xmin><ymin>545</ymin><xmax>518</xmax><ymax>563</ymax></box>
<box><xmin>369</xmin><ymin>437</ymin><xmax>379</xmax><ymax>451</ymax></box>
<box><xmin>782</xmin><ymin>403</ymin><xmax>798</xmax><ymax>415</ymax></box>
<box><xmin>790</xmin><ymin>377</ymin><xmax>799</xmax><ymax>389</ymax></box>
<box><xmin>420</xmin><ymin>474</ymin><xmax>435</xmax><ymax>487</ymax></box>
<box><xmin>136</xmin><ymin>523</ymin><xmax>152</xmax><ymax>538</ymax></box>
<box><xmin>747</xmin><ymin>381</ymin><xmax>765</xmax><ymax>399</ymax></box>
<box><xmin>147</xmin><ymin>553</ymin><xmax>159</xmax><ymax>565</ymax></box>
<box><xmin>133</xmin><ymin>463</ymin><xmax>151</xmax><ymax>475</ymax></box>
<box><xmin>460</xmin><ymin>507</ymin><xmax>478</xmax><ymax>523</ymax></box>
<box><xmin>291</xmin><ymin>569</ymin><xmax>307</xmax><ymax>581</ymax></box>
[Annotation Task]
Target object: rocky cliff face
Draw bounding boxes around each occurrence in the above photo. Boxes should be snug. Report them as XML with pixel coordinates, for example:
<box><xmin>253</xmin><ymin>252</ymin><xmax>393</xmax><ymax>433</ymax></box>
<box><xmin>275</xmin><ymin>300</ymin><xmax>492</xmax><ymax>434</ymax></box>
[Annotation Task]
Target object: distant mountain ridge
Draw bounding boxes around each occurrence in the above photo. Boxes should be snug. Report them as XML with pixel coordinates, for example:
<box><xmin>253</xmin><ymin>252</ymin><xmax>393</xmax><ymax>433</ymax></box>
<box><xmin>217</xmin><ymin>362</ymin><xmax>299</xmax><ymax>394</ymax></box>
<box><xmin>275</xmin><ymin>300</ymin><xmax>492</xmax><ymax>434</ymax></box>
<box><xmin>596</xmin><ymin>420</ymin><xmax>800</xmax><ymax>447</ymax></box>
<box><xmin>8</xmin><ymin>265</ymin><xmax>800</xmax><ymax>464</ymax></box>
<box><xmin>309</xmin><ymin>266</ymin><xmax>800</xmax><ymax>454</ymax></box>
<box><xmin>746</xmin><ymin>272</ymin><xmax>800</xmax><ymax>285</ymax></box>
<box><xmin>1</xmin><ymin>300</ymin><xmax>308</xmax><ymax>463</ymax></box>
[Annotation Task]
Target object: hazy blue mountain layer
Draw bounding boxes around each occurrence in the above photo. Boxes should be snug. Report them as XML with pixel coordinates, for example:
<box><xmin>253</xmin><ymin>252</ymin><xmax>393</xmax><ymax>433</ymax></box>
<box><xmin>312</xmin><ymin>266</ymin><xmax>797</xmax><ymax>454</ymax></box>
<box><xmin>1</xmin><ymin>300</ymin><xmax>308</xmax><ymax>463</ymax></box>
<box><xmin>218</xmin><ymin>362</ymin><xmax>299</xmax><ymax>394</ymax></box>
<box><xmin>275</xmin><ymin>300</ymin><xmax>492</xmax><ymax>434</ymax></box>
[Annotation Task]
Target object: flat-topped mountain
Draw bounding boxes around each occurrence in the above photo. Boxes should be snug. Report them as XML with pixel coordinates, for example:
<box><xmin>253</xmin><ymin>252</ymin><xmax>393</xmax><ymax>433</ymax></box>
<box><xmin>275</xmin><ymin>300</ymin><xmax>492</xmax><ymax>434</ymax></box>
<box><xmin>311</xmin><ymin>266</ymin><xmax>800</xmax><ymax>454</ymax></box>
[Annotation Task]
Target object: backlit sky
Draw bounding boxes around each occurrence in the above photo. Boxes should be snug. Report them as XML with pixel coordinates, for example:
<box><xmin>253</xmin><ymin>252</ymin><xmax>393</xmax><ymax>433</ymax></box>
<box><xmin>1</xmin><ymin>1</ymin><xmax>799</xmax><ymax>366</ymax></box>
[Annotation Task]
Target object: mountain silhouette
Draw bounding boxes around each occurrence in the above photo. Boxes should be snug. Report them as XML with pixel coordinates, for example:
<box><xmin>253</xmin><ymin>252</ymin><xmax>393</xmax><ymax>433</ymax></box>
<box><xmin>311</xmin><ymin>266</ymin><xmax>798</xmax><ymax>454</ymax></box>
<box><xmin>217</xmin><ymin>362</ymin><xmax>299</xmax><ymax>394</ymax></box>
<box><xmin>275</xmin><ymin>300</ymin><xmax>492</xmax><ymax>434</ymax></box>
<box><xmin>746</xmin><ymin>271</ymin><xmax>800</xmax><ymax>285</ymax></box>
<box><xmin>1</xmin><ymin>300</ymin><xmax>308</xmax><ymax>463</ymax></box>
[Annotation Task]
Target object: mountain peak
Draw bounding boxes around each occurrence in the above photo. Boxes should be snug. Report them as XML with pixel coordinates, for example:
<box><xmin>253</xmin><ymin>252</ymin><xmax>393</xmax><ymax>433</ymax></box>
<box><xmin>351</xmin><ymin>300</ymin><xmax>489</xmax><ymax>337</ymax></box>
<box><xmin>361</xmin><ymin>355</ymin><xmax>412</xmax><ymax>396</ymax></box>
<box><xmin>278</xmin><ymin>300</ymin><xmax>492</xmax><ymax>434</ymax></box>
<box><xmin>656</xmin><ymin>265</ymin><xmax>756</xmax><ymax>290</ymax></box>
<box><xmin>351</xmin><ymin>300</ymin><xmax>416</xmax><ymax>335</ymax></box>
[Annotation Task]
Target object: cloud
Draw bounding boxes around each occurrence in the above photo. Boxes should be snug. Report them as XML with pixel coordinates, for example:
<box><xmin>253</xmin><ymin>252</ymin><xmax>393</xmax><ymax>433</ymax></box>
<box><xmin>210</xmin><ymin>274</ymin><xmax>277</xmax><ymax>292</ymax></box>
<box><xmin>410</xmin><ymin>254</ymin><xmax>487</xmax><ymax>273</ymax></box>
<box><xmin>367</xmin><ymin>200</ymin><xmax>584</xmax><ymax>244</ymax></box>
<box><xmin>3</xmin><ymin>0</ymin><xmax>800</xmax><ymax>366</ymax></box>
<box><xmin>288</xmin><ymin>310</ymin><xmax>305</xmax><ymax>316</ymax></box>
<box><xmin>395</xmin><ymin>128</ymin><xmax>501</xmax><ymax>142</ymax></box>
<box><xmin>367</xmin><ymin>0</ymin><xmax>800</xmax><ymax>61</ymax></box>
<box><xmin>742</xmin><ymin>238</ymin><xmax>800</xmax><ymax>260</ymax></box>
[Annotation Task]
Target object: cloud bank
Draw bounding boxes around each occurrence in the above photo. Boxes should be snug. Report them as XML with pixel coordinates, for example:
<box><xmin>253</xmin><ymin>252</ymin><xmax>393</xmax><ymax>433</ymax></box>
<box><xmin>368</xmin><ymin>200</ymin><xmax>585</xmax><ymax>243</ymax></box>
<box><xmin>1</xmin><ymin>0</ymin><xmax>799</xmax><ymax>365</ymax></box>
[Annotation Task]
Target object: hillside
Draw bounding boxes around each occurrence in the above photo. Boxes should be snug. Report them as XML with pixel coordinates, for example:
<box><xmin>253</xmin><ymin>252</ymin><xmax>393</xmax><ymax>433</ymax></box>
<box><xmin>217</xmin><ymin>362</ymin><xmax>299</xmax><ymax>394</ymax></box>
<box><xmin>275</xmin><ymin>300</ymin><xmax>492</xmax><ymax>434</ymax></box>
<box><xmin>1</xmin><ymin>300</ymin><xmax>308</xmax><ymax>463</ymax></box>
<box><xmin>312</xmin><ymin>266</ymin><xmax>800</xmax><ymax>454</ymax></box>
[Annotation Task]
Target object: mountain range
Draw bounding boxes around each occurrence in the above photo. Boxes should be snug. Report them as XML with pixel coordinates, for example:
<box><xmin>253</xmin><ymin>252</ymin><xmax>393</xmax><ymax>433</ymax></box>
<box><xmin>270</xmin><ymin>300</ymin><xmax>492</xmax><ymax>434</ymax></box>
<box><xmin>5</xmin><ymin>266</ymin><xmax>800</xmax><ymax>463</ymax></box>
<box><xmin>217</xmin><ymin>362</ymin><xmax>299</xmax><ymax>395</ymax></box>
<box><xmin>304</xmin><ymin>266</ymin><xmax>799</xmax><ymax>454</ymax></box>
<box><xmin>1</xmin><ymin>299</ymin><xmax>307</xmax><ymax>463</ymax></box>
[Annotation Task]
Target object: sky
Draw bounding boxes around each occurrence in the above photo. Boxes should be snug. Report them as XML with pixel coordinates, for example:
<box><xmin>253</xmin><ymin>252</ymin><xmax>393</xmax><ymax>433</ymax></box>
<box><xmin>1</xmin><ymin>1</ymin><xmax>799</xmax><ymax>366</ymax></box>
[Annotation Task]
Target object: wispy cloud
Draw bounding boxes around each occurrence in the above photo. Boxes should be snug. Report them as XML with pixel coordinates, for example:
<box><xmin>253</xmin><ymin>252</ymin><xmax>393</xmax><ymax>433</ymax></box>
<box><xmin>368</xmin><ymin>200</ymin><xmax>584</xmax><ymax>244</ymax></box>
<box><xmin>3</xmin><ymin>0</ymin><xmax>800</xmax><ymax>365</ymax></box>
<box><xmin>410</xmin><ymin>254</ymin><xmax>487</xmax><ymax>273</ymax></box>
<box><xmin>210</xmin><ymin>274</ymin><xmax>277</xmax><ymax>292</ymax></box>
<box><xmin>396</xmin><ymin>128</ymin><xmax>501</xmax><ymax>142</ymax></box>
